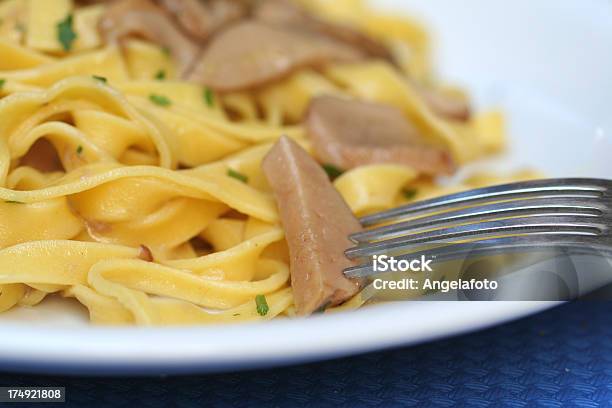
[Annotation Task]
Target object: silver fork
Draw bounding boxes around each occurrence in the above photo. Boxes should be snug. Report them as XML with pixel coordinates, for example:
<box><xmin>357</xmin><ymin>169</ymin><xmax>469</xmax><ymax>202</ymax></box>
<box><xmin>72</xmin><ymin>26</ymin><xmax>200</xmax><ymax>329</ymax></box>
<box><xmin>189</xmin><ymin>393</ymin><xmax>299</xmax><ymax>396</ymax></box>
<box><xmin>343</xmin><ymin>178</ymin><xmax>612</xmax><ymax>278</ymax></box>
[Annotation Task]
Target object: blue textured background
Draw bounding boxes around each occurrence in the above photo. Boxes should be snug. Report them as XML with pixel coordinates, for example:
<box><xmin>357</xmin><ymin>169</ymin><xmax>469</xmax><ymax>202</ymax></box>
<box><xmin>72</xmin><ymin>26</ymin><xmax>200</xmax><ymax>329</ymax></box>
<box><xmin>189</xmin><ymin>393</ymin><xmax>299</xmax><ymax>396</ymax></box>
<box><xmin>1</xmin><ymin>301</ymin><xmax>611</xmax><ymax>407</ymax></box>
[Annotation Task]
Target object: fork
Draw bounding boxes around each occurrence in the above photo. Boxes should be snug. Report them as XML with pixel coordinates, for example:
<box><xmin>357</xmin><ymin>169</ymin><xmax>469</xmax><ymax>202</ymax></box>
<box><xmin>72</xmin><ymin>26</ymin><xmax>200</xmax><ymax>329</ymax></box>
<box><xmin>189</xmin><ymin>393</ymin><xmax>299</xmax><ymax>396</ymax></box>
<box><xmin>343</xmin><ymin>178</ymin><xmax>612</xmax><ymax>278</ymax></box>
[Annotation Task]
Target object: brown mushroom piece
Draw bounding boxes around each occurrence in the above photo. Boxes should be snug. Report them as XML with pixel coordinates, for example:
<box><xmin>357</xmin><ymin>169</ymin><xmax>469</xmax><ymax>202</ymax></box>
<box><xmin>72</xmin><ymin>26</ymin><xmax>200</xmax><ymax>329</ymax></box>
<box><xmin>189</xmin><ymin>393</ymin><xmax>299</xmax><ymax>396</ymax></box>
<box><xmin>156</xmin><ymin>0</ymin><xmax>248</xmax><ymax>41</ymax></box>
<box><xmin>306</xmin><ymin>95</ymin><xmax>456</xmax><ymax>175</ymax></box>
<box><xmin>99</xmin><ymin>0</ymin><xmax>201</xmax><ymax>77</ymax></box>
<box><xmin>20</xmin><ymin>139</ymin><xmax>63</xmax><ymax>173</ymax></box>
<box><xmin>415</xmin><ymin>84</ymin><xmax>471</xmax><ymax>121</ymax></box>
<box><xmin>262</xmin><ymin>136</ymin><xmax>363</xmax><ymax>316</ymax></box>
<box><xmin>186</xmin><ymin>21</ymin><xmax>363</xmax><ymax>92</ymax></box>
<box><xmin>254</xmin><ymin>0</ymin><xmax>392</xmax><ymax>61</ymax></box>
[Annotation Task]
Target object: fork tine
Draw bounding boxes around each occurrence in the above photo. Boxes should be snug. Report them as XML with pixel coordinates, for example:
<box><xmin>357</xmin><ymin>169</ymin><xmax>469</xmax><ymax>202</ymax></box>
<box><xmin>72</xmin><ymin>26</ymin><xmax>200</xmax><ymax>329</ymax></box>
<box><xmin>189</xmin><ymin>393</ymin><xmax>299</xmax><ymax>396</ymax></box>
<box><xmin>344</xmin><ymin>235</ymin><xmax>612</xmax><ymax>278</ymax></box>
<box><xmin>351</xmin><ymin>197</ymin><xmax>608</xmax><ymax>243</ymax></box>
<box><xmin>359</xmin><ymin>178</ymin><xmax>610</xmax><ymax>227</ymax></box>
<box><xmin>345</xmin><ymin>214</ymin><xmax>608</xmax><ymax>259</ymax></box>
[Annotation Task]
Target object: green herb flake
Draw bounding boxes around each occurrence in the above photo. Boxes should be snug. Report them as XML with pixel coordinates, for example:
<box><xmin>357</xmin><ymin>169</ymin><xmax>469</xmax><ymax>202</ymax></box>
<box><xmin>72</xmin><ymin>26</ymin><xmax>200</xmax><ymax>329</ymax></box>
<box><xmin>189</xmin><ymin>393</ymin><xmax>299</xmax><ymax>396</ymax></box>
<box><xmin>57</xmin><ymin>14</ymin><xmax>77</xmax><ymax>52</ymax></box>
<box><xmin>322</xmin><ymin>163</ymin><xmax>344</xmax><ymax>180</ymax></box>
<box><xmin>0</xmin><ymin>79</ymin><xmax>5</xmax><ymax>90</ymax></box>
<box><xmin>314</xmin><ymin>301</ymin><xmax>331</xmax><ymax>314</ymax></box>
<box><xmin>203</xmin><ymin>87</ymin><xmax>214</xmax><ymax>107</ymax></box>
<box><xmin>227</xmin><ymin>168</ymin><xmax>248</xmax><ymax>184</ymax></box>
<box><xmin>154</xmin><ymin>70</ymin><xmax>166</xmax><ymax>80</ymax></box>
<box><xmin>402</xmin><ymin>188</ymin><xmax>418</xmax><ymax>200</ymax></box>
<box><xmin>255</xmin><ymin>295</ymin><xmax>269</xmax><ymax>316</ymax></box>
<box><xmin>76</xmin><ymin>145</ymin><xmax>83</xmax><ymax>155</ymax></box>
<box><xmin>232</xmin><ymin>313</ymin><xmax>241</xmax><ymax>317</ymax></box>
<box><xmin>4</xmin><ymin>200</ymin><xmax>23</xmax><ymax>204</ymax></box>
<box><xmin>149</xmin><ymin>94</ymin><xmax>171</xmax><ymax>107</ymax></box>
<box><xmin>92</xmin><ymin>75</ymin><xmax>107</xmax><ymax>83</ymax></box>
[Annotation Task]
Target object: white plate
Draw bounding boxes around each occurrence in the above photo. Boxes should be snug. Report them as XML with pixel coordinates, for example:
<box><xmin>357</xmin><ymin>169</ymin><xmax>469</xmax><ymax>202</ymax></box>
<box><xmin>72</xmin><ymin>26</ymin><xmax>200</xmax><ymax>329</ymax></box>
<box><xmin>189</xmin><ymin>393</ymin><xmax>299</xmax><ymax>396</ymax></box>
<box><xmin>1</xmin><ymin>0</ymin><xmax>611</xmax><ymax>375</ymax></box>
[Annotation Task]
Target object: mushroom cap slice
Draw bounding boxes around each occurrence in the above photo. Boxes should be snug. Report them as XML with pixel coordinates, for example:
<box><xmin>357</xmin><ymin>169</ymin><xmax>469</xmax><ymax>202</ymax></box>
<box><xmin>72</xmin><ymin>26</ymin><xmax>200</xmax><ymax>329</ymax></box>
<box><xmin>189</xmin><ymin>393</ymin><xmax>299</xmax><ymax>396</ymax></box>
<box><xmin>187</xmin><ymin>21</ymin><xmax>363</xmax><ymax>92</ymax></box>
<box><xmin>262</xmin><ymin>136</ymin><xmax>363</xmax><ymax>316</ymax></box>
<box><xmin>306</xmin><ymin>95</ymin><xmax>455</xmax><ymax>175</ymax></box>
<box><xmin>99</xmin><ymin>0</ymin><xmax>200</xmax><ymax>76</ymax></box>
<box><xmin>254</xmin><ymin>0</ymin><xmax>393</xmax><ymax>61</ymax></box>
<box><xmin>415</xmin><ymin>84</ymin><xmax>471</xmax><ymax>122</ymax></box>
<box><xmin>157</xmin><ymin>0</ymin><xmax>248</xmax><ymax>41</ymax></box>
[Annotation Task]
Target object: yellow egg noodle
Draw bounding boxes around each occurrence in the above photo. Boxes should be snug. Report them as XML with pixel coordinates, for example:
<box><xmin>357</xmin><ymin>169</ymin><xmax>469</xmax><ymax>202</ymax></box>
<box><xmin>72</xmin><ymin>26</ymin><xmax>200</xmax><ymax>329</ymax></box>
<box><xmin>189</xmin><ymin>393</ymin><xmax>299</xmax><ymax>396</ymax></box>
<box><xmin>0</xmin><ymin>0</ymin><xmax>536</xmax><ymax>325</ymax></box>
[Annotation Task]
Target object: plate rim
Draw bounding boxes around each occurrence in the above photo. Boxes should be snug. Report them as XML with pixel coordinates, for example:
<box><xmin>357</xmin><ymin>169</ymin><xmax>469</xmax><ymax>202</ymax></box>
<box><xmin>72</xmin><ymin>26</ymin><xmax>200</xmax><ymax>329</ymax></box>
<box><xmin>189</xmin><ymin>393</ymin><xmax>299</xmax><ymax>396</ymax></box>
<box><xmin>0</xmin><ymin>301</ymin><xmax>560</xmax><ymax>375</ymax></box>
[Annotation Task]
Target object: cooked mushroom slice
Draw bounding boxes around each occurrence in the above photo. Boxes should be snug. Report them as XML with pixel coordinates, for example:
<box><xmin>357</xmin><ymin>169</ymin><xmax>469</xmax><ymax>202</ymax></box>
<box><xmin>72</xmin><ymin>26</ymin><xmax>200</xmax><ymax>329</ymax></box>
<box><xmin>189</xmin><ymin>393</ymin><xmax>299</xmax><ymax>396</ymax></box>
<box><xmin>99</xmin><ymin>0</ymin><xmax>200</xmax><ymax>76</ymax></box>
<box><xmin>262</xmin><ymin>136</ymin><xmax>363</xmax><ymax>316</ymax></box>
<box><xmin>415</xmin><ymin>84</ymin><xmax>471</xmax><ymax>121</ymax></box>
<box><xmin>187</xmin><ymin>21</ymin><xmax>363</xmax><ymax>92</ymax></box>
<box><xmin>156</xmin><ymin>0</ymin><xmax>248</xmax><ymax>41</ymax></box>
<box><xmin>306</xmin><ymin>96</ymin><xmax>455</xmax><ymax>175</ymax></box>
<box><xmin>20</xmin><ymin>139</ymin><xmax>63</xmax><ymax>173</ymax></box>
<box><xmin>254</xmin><ymin>0</ymin><xmax>392</xmax><ymax>61</ymax></box>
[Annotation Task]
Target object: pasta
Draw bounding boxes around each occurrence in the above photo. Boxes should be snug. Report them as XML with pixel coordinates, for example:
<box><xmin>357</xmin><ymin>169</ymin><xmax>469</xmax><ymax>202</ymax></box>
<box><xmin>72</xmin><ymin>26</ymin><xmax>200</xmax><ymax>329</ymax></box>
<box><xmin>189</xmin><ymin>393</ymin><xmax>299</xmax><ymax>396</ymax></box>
<box><xmin>0</xmin><ymin>0</ymin><xmax>537</xmax><ymax>325</ymax></box>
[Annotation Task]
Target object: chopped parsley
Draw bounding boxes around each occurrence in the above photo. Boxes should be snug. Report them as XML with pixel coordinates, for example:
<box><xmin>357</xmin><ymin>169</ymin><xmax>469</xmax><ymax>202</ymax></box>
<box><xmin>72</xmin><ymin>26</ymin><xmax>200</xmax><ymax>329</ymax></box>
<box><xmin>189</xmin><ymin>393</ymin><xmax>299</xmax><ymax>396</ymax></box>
<box><xmin>203</xmin><ymin>87</ymin><xmax>214</xmax><ymax>107</ymax></box>
<box><xmin>76</xmin><ymin>145</ymin><xmax>83</xmax><ymax>155</ymax></box>
<box><xmin>255</xmin><ymin>295</ymin><xmax>269</xmax><ymax>316</ymax></box>
<box><xmin>232</xmin><ymin>313</ymin><xmax>241</xmax><ymax>317</ymax></box>
<box><xmin>92</xmin><ymin>75</ymin><xmax>107</xmax><ymax>83</ymax></box>
<box><xmin>322</xmin><ymin>163</ymin><xmax>344</xmax><ymax>180</ymax></box>
<box><xmin>227</xmin><ymin>168</ymin><xmax>248</xmax><ymax>183</ymax></box>
<box><xmin>154</xmin><ymin>70</ymin><xmax>166</xmax><ymax>80</ymax></box>
<box><xmin>4</xmin><ymin>200</ymin><xmax>23</xmax><ymax>204</ymax></box>
<box><xmin>0</xmin><ymin>79</ymin><xmax>5</xmax><ymax>90</ymax></box>
<box><xmin>57</xmin><ymin>14</ymin><xmax>76</xmax><ymax>52</ymax></box>
<box><xmin>314</xmin><ymin>301</ymin><xmax>331</xmax><ymax>314</ymax></box>
<box><xmin>402</xmin><ymin>188</ymin><xmax>418</xmax><ymax>200</ymax></box>
<box><xmin>149</xmin><ymin>94</ymin><xmax>171</xmax><ymax>107</ymax></box>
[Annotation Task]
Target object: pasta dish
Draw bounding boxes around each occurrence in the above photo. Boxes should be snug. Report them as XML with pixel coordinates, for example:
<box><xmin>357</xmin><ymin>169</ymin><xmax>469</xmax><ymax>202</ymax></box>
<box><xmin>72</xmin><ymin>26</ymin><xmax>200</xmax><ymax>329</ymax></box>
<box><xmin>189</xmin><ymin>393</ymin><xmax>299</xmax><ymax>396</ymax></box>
<box><xmin>0</xmin><ymin>0</ymin><xmax>534</xmax><ymax>325</ymax></box>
